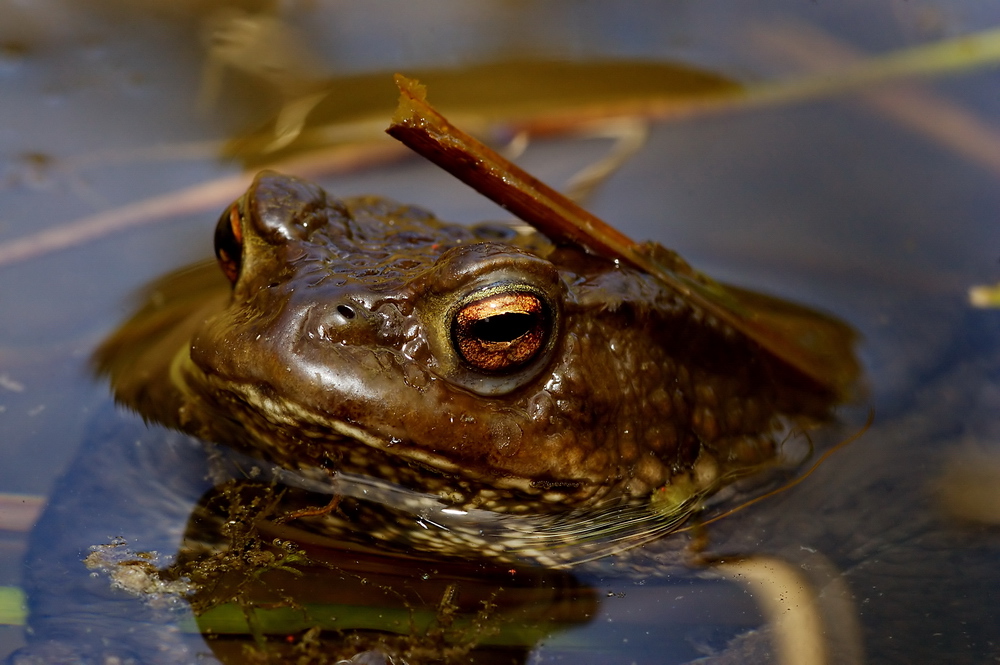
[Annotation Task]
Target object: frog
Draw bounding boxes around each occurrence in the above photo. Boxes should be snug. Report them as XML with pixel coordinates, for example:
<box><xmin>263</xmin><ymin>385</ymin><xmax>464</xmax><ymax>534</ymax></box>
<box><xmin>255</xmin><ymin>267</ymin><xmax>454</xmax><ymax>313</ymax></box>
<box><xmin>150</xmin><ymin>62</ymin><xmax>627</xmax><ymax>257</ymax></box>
<box><xmin>10</xmin><ymin>170</ymin><xmax>855</xmax><ymax>664</ymax></box>
<box><xmin>92</xmin><ymin>169</ymin><xmax>850</xmax><ymax>559</ymax></box>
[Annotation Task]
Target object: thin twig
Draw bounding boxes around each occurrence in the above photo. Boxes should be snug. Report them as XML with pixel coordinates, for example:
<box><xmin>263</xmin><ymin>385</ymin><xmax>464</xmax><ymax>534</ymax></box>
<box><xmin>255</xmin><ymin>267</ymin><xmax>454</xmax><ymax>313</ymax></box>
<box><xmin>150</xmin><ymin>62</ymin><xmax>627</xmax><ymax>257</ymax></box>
<box><xmin>386</xmin><ymin>75</ymin><xmax>859</xmax><ymax>397</ymax></box>
<box><xmin>387</xmin><ymin>75</ymin><xmax>640</xmax><ymax>262</ymax></box>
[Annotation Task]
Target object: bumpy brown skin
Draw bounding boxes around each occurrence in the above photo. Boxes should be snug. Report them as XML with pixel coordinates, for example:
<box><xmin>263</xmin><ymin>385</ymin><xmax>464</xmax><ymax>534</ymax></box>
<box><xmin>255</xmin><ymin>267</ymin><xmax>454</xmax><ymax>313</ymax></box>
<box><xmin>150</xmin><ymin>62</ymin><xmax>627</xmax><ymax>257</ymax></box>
<box><xmin>98</xmin><ymin>171</ymin><xmax>834</xmax><ymax>515</ymax></box>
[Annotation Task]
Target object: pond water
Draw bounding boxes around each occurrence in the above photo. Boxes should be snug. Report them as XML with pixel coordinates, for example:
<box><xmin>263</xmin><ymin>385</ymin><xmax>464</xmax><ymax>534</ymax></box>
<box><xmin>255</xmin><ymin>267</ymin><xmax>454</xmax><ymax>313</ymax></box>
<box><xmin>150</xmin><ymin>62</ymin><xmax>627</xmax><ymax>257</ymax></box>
<box><xmin>2</xmin><ymin>2</ymin><xmax>1000</xmax><ymax>663</ymax></box>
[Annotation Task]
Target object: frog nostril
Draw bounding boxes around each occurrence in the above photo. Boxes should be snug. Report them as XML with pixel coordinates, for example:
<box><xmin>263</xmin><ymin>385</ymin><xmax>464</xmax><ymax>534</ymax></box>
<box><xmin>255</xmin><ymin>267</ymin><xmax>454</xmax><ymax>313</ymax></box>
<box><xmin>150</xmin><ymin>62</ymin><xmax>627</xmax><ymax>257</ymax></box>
<box><xmin>313</xmin><ymin>303</ymin><xmax>368</xmax><ymax>343</ymax></box>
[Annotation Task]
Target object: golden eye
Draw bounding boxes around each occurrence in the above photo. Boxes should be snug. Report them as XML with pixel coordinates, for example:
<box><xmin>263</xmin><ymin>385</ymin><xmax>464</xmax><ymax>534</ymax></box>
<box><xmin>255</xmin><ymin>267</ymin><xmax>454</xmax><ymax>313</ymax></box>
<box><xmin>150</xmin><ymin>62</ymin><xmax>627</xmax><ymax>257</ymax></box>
<box><xmin>452</xmin><ymin>289</ymin><xmax>550</xmax><ymax>373</ymax></box>
<box><xmin>214</xmin><ymin>202</ymin><xmax>244</xmax><ymax>285</ymax></box>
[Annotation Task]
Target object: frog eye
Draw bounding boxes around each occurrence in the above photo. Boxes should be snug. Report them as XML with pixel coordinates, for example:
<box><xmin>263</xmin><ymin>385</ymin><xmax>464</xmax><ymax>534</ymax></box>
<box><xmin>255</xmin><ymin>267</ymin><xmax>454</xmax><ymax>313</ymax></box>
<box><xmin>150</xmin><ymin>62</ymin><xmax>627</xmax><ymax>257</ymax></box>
<box><xmin>452</xmin><ymin>288</ymin><xmax>550</xmax><ymax>373</ymax></box>
<box><xmin>214</xmin><ymin>202</ymin><xmax>243</xmax><ymax>284</ymax></box>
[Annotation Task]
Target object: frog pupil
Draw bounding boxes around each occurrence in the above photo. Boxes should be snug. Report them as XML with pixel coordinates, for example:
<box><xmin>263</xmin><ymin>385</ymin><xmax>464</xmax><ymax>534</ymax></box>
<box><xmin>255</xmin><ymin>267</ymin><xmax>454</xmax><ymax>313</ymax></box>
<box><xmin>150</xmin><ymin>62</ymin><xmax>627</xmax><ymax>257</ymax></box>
<box><xmin>471</xmin><ymin>312</ymin><xmax>534</xmax><ymax>343</ymax></box>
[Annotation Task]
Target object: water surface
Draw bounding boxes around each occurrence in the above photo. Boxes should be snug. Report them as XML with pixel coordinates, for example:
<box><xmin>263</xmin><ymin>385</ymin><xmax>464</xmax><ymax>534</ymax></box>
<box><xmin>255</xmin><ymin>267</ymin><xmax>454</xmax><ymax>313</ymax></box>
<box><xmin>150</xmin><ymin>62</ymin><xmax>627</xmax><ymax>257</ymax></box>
<box><xmin>2</xmin><ymin>2</ymin><xmax>1000</xmax><ymax>663</ymax></box>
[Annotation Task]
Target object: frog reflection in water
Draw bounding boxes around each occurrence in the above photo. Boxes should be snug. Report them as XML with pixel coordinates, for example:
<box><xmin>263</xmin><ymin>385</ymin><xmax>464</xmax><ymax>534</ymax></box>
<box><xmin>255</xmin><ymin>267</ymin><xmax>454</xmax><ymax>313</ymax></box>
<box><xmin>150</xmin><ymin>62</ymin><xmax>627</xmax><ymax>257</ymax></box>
<box><xmin>95</xmin><ymin>170</ymin><xmax>854</xmax><ymax>566</ymax></box>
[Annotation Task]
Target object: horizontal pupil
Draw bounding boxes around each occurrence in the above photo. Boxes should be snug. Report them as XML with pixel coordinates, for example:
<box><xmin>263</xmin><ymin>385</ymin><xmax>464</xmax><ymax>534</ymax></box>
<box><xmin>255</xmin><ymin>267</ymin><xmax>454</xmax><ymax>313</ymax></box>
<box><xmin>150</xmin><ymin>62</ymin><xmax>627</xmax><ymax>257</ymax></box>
<box><xmin>470</xmin><ymin>312</ymin><xmax>534</xmax><ymax>343</ymax></box>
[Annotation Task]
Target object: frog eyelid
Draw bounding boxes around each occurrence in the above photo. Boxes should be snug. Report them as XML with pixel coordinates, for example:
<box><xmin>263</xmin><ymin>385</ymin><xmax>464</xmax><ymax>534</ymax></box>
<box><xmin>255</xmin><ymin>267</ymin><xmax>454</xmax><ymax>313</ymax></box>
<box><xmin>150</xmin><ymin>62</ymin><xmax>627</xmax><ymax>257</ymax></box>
<box><xmin>417</xmin><ymin>243</ymin><xmax>563</xmax><ymax>396</ymax></box>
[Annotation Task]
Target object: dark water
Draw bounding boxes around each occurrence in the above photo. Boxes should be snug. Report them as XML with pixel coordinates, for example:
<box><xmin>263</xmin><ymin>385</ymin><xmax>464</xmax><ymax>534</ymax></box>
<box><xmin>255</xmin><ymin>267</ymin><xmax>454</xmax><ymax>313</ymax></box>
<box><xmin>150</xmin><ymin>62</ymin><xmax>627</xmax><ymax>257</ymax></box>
<box><xmin>2</xmin><ymin>2</ymin><xmax>1000</xmax><ymax>663</ymax></box>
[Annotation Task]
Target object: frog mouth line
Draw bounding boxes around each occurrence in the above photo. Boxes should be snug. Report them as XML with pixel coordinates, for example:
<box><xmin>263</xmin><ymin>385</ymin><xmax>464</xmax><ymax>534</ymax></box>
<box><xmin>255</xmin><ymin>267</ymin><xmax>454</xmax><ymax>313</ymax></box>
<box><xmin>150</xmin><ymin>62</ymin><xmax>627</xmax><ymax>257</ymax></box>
<box><xmin>244</xmin><ymin>391</ymin><xmax>559</xmax><ymax>501</ymax></box>
<box><xmin>175</xmin><ymin>352</ymin><xmax>564</xmax><ymax>503</ymax></box>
